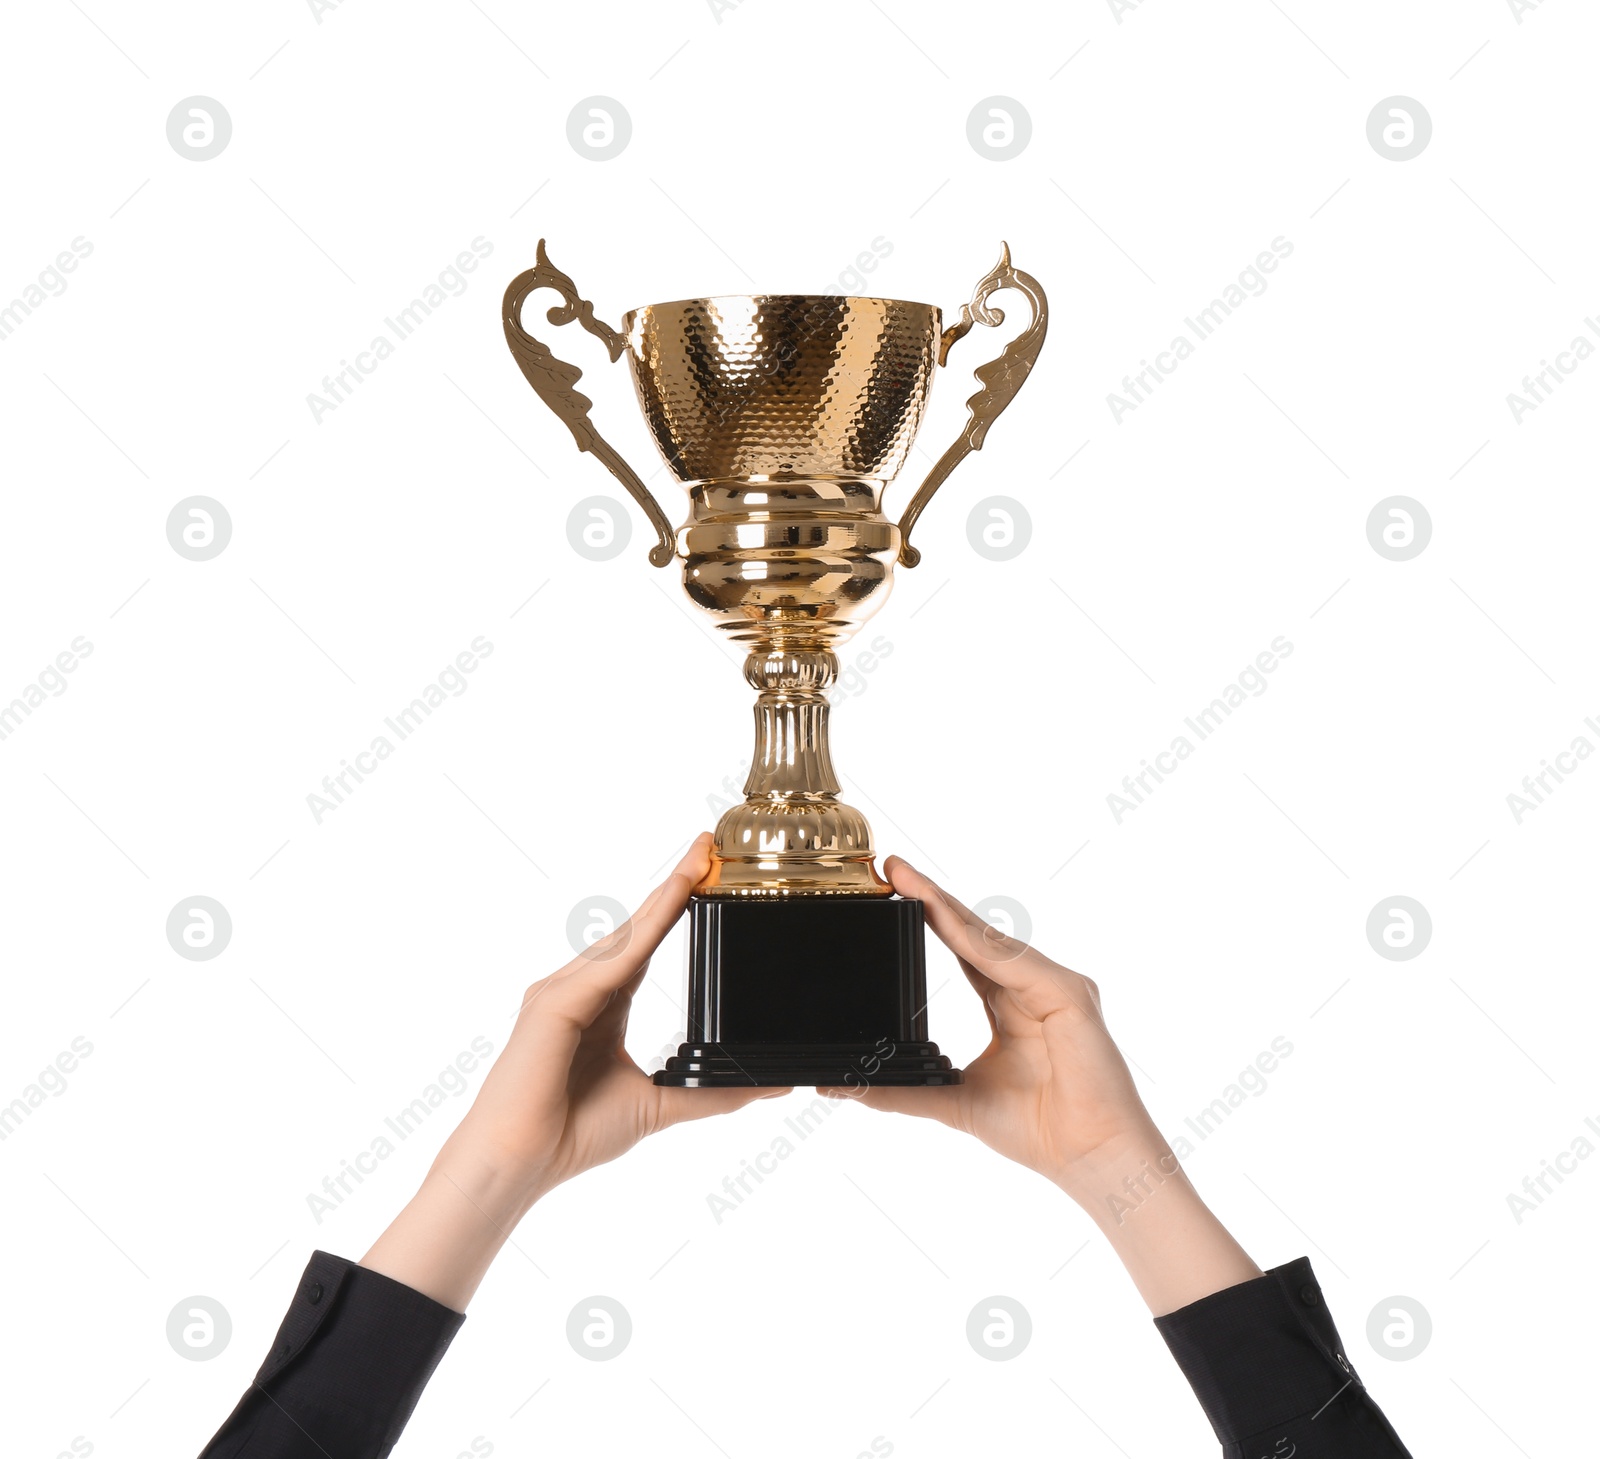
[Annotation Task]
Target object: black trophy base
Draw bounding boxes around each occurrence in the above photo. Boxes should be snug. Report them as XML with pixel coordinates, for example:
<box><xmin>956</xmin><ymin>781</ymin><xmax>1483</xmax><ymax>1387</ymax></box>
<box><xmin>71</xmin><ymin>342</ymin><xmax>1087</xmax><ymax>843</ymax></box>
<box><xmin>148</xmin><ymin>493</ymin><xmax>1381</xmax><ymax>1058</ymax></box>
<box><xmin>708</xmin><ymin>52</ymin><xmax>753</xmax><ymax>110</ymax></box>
<box><xmin>653</xmin><ymin>895</ymin><xmax>962</xmax><ymax>1088</ymax></box>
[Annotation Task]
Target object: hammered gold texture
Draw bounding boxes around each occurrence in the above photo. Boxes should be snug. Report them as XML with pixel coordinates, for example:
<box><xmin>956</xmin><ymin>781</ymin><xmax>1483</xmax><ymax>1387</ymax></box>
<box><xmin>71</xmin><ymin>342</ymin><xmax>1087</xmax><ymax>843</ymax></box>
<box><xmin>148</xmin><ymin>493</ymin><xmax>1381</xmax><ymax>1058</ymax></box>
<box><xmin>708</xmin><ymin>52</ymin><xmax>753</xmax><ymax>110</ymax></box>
<box><xmin>621</xmin><ymin>296</ymin><xmax>940</xmax><ymax>483</ymax></box>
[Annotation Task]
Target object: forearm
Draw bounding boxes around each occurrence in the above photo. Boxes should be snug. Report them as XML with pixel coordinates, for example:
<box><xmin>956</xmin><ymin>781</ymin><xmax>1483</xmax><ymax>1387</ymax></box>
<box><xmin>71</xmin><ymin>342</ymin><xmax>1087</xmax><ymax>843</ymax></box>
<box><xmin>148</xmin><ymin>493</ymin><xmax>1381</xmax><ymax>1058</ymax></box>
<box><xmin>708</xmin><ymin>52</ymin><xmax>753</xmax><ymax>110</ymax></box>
<box><xmin>360</xmin><ymin>1133</ymin><xmax>538</xmax><ymax>1312</ymax></box>
<box><xmin>1061</xmin><ymin>1132</ymin><xmax>1410</xmax><ymax>1456</ymax></box>
<box><xmin>1058</xmin><ymin>1128</ymin><xmax>1261</xmax><ymax>1316</ymax></box>
<box><xmin>197</xmin><ymin>1145</ymin><xmax>531</xmax><ymax>1452</ymax></box>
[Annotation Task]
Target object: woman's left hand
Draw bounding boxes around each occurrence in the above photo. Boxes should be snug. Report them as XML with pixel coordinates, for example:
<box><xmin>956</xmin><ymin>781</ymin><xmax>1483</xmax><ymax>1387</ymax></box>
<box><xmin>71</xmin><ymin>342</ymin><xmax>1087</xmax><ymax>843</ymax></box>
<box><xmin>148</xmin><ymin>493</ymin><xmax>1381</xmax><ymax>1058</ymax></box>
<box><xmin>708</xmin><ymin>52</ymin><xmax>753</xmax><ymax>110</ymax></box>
<box><xmin>361</xmin><ymin>832</ymin><xmax>785</xmax><ymax>1308</ymax></box>
<box><xmin>455</xmin><ymin>831</ymin><xmax>785</xmax><ymax>1201</ymax></box>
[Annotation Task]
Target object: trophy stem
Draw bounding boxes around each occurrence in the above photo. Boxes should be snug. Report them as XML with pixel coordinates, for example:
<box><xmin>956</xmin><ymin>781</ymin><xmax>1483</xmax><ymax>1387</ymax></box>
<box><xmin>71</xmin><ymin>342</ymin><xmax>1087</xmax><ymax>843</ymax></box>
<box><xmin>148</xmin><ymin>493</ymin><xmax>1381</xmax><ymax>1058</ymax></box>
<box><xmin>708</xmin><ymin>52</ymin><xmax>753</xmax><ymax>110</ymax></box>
<box><xmin>694</xmin><ymin>647</ymin><xmax>890</xmax><ymax>897</ymax></box>
<box><xmin>743</xmin><ymin>649</ymin><xmax>841</xmax><ymax>799</ymax></box>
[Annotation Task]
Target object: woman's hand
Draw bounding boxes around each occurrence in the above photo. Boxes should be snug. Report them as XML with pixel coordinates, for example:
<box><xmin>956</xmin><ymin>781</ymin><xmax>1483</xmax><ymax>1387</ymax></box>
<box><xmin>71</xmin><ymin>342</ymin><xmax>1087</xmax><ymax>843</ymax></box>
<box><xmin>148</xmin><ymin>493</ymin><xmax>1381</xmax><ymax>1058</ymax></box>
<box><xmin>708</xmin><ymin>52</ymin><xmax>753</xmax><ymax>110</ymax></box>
<box><xmin>827</xmin><ymin>855</ymin><xmax>1161</xmax><ymax>1197</ymax></box>
<box><xmin>362</xmin><ymin>834</ymin><xmax>786</xmax><ymax>1309</ymax></box>
<box><xmin>834</xmin><ymin>856</ymin><xmax>1261</xmax><ymax>1315</ymax></box>
<box><xmin>454</xmin><ymin>832</ymin><xmax>785</xmax><ymax>1199</ymax></box>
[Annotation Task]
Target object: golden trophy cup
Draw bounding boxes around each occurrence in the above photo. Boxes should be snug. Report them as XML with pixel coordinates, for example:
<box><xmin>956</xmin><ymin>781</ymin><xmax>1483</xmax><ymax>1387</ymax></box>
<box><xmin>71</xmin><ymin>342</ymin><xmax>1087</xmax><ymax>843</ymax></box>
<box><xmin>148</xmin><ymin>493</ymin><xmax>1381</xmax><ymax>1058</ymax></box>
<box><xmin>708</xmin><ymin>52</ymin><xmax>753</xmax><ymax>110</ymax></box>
<box><xmin>504</xmin><ymin>241</ymin><xmax>1047</xmax><ymax>1086</ymax></box>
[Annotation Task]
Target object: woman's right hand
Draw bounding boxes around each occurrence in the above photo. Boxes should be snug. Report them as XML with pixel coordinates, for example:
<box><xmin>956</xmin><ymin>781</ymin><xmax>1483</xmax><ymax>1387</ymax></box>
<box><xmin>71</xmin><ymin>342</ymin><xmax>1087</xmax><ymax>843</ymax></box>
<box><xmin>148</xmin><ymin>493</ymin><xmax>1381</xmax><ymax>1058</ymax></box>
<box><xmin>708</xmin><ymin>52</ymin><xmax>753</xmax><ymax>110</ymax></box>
<box><xmin>826</xmin><ymin>854</ymin><xmax>1165</xmax><ymax>1201</ymax></box>
<box><xmin>834</xmin><ymin>856</ymin><xmax>1262</xmax><ymax>1316</ymax></box>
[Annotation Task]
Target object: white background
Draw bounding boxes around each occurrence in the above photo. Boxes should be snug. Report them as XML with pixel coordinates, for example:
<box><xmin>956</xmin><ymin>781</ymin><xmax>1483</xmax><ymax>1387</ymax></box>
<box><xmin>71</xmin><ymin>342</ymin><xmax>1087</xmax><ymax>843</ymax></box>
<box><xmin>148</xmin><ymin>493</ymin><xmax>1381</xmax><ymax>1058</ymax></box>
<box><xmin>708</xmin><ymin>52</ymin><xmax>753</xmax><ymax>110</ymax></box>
<box><xmin>1</xmin><ymin>1</ymin><xmax>1594</xmax><ymax>1455</ymax></box>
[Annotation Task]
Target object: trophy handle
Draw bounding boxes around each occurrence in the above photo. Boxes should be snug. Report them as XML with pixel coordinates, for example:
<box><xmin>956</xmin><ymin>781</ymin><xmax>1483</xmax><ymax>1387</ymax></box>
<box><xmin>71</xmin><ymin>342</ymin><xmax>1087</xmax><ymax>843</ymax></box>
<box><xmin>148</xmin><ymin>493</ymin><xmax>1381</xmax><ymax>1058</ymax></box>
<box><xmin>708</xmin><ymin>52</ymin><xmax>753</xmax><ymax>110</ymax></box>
<box><xmin>503</xmin><ymin>240</ymin><xmax>677</xmax><ymax>568</ymax></box>
<box><xmin>894</xmin><ymin>242</ymin><xmax>1048</xmax><ymax>568</ymax></box>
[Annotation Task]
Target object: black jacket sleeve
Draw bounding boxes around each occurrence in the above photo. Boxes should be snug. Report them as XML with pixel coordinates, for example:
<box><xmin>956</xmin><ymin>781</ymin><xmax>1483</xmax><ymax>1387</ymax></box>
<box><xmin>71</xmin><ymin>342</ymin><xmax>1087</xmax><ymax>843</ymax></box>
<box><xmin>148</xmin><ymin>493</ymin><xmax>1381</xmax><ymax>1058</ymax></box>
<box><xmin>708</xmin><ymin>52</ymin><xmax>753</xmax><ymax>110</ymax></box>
<box><xmin>198</xmin><ymin>1251</ymin><xmax>464</xmax><ymax>1459</ymax></box>
<box><xmin>206</xmin><ymin>1250</ymin><xmax>1409</xmax><ymax>1457</ymax></box>
<box><xmin>1153</xmin><ymin>1257</ymin><xmax>1412</xmax><ymax>1457</ymax></box>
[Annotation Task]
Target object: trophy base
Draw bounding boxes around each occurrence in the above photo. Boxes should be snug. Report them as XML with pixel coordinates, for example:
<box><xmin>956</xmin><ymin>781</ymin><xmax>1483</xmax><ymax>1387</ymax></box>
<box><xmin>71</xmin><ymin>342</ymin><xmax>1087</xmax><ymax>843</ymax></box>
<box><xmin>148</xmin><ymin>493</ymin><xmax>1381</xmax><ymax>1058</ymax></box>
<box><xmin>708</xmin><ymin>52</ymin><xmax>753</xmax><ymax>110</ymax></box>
<box><xmin>652</xmin><ymin>896</ymin><xmax>962</xmax><ymax>1088</ymax></box>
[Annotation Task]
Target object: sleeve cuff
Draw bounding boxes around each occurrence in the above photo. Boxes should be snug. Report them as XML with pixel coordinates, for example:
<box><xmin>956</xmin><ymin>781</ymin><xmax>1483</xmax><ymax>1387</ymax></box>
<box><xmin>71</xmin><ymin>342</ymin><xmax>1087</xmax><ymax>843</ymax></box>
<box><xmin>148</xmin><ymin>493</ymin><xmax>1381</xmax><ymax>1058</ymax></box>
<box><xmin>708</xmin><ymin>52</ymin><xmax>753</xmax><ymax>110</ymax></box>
<box><xmin>249</xmin><ymin>1250</ymin><xmax>465</xmax><ymax>1453</ymax></box>
<box><xmin>1152</xmin><ymin>1257</ymin><xmax>1361</xmax><ymax>1446</ymax></box>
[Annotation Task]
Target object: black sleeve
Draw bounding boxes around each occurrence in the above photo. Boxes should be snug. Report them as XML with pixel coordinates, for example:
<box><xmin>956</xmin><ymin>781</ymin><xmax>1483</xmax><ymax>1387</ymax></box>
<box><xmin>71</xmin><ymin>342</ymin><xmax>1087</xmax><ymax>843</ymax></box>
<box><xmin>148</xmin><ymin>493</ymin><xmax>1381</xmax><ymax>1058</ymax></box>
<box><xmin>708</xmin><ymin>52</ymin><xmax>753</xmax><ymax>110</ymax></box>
<box><xmin>198</xmin><ymin>1251</ymin><xmax>464</xmax><ymax>1459</ymax></box>
<box><xmin>1153</xmin><ymin>1257</ymin><xmax>1412</xmax><ymax>1458</ymax></box>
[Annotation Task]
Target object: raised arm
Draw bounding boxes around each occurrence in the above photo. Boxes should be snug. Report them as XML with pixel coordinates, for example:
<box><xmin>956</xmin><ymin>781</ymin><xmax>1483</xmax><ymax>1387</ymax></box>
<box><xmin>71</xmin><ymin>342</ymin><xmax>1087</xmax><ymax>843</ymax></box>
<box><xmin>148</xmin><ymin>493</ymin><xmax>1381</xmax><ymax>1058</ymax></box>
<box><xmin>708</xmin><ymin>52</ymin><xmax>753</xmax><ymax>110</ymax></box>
<box><xmin>198</xmin><ymin>835</ymin><xmax>785</xmax><ymax>1459</ymax></box>
<box><xmin>831</xmin><ymin>856</ymin><xmax>1412</xmax><ymax>1458</ymax></box>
